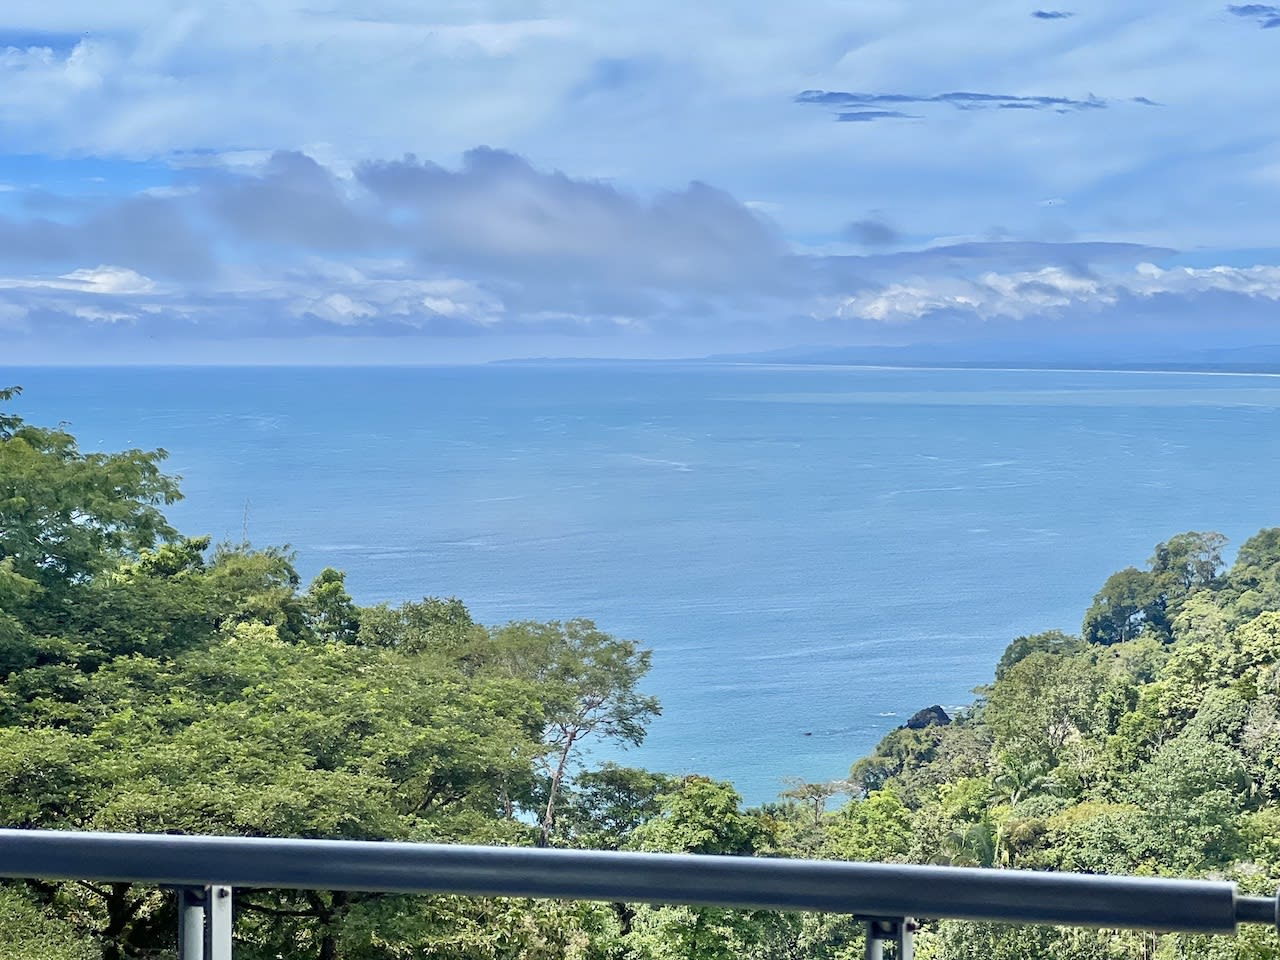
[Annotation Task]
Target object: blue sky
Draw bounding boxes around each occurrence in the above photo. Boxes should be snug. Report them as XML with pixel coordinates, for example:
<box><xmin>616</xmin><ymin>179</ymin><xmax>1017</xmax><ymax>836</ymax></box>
<box><xmin>1</xmin><ymin>1</ymin><xmax>1279</xmax><ymax>363</ymax></box>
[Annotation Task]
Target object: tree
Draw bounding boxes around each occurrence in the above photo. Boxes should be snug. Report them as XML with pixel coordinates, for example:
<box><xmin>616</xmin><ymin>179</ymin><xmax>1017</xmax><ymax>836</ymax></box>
<box><xmin>0</xmin><ymin>886</ymin><xmax>97</xmax><ymax>960</ymax></box>
<box><xmin>632</xmin><ymin>776</ymin><xmax>760</xmax><ymax>856</ymax></box>
<box><xmin>1149</xmin><ymin>531</ymin><xmax>1227</xmax><ymax>598</ymax></box>
<box><xmin>304</xmin><ymin>567</ymin><xmax>361</xmax><ymax>644</ymax></box>
<box><xmin>780</xmin><ymin>778</ymin><xmax>851</xmax><ymax>827</ymax></box>
<box><xmin>1026</xmin><ymin>801</ymin><xmax>1156</xmax><ymax>874</ymax></box>
<box><xmin>0</xmin><ymin>386</ymin><xmax>181</xmax><ymax>594</ymax></box>
<box><xmin>0</xmin><ymin>557</ymin><xmax>39</xmax><ymax>672</ymax></box>
<box><xmin>848</xmin><ymin>725</ymin><xmax>945</xmax><ymax>799</ymax></box>
<box><xmin>923</xmin><ymin>920</ymin><xmax>1121</xmax><ymax>960</ymax></box>
<box><xmin>1228</xmin><ymin>610</ymin><xmax>1280</xmax><ymax>697</ymax></box>
<box><xmin>14</xmin><ymin>616</ymin><xmax>551</xmax><ymax>959</ymax></box>
<box><xmin>1137</xmin><ymin>737</ymin><xmax>1248</xmax><ymax>871</ymax></box>
<box><xmin>994</xmin><ymin>630</ymin><xmax>1083</xmax><ymax>681</ymax></box>
<box><xmin>989</xmin><ymin>754</ymin><xmax>1058</xmax><ymax>809</ymax></box>
<box><xmin>1160</xmin><ymin>641</ymin><xmax>1226</xmax><ymax>722</ymax></box>
<box><xmin>556</xmin><ymin>763</ymin><xmax>675</xmax><ymax>850</ymax></box>
<box><xmin>1081</xmin><ymin>567</ymin><xmax>1167</xmax><ymax>645</ymax></box>
<box><xmin>819</xmin><ymin>789</ymin><xmax>912</xmax><ymax>863</ymax></box>
<box><xmin>626</xmin><ymin>778</ymin><xmax>777</xmax><ymax>960</ymax></box>
<box><xmin>1220</xmin><ymin>528</ymin><xmax>1280</xmax><ymax>624</ymax></box>
<box><xmin>203</xmin><ymin>543</ymin><xmax>310</xmax><ymax>642</ymax></box>
<box><xmin>1170</xmin><ymin>591</ymin><xmax>1230</xmax><ymax>645</ymax></box>
<box><xmin>944</xmin><ymin>817</ymin><xmax>997</xmax><ymax>867</ymax></box>
<box><xmin>985</xmin><ymin>652</ymin><xmax>1104</xmax><ymax>763</ymax></box>
<box><xmin>63</xmin><ymin>536</ymin><xmax>217</xmax><ymax>665</ymax></box>
<box><xmin>357</xmin><ymin>596</ymin><xmax>479</xmax><ymax>656</ymax></box>
<box><xmin>477</xmin><ymin>620</ymin><xmax>660</xmax><ymax>846</ymax></box>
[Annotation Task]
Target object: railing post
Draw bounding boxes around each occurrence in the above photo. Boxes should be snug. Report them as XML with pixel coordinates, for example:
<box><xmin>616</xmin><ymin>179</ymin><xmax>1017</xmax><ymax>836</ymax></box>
<box><xmin>178</xmin><ymin>887</ymin><xmax>206</xmax><ymax>960</ymax></box>
<box><xmin>207</xmin><ymin>885</ymin><xmax>233</xmax><ymax>960</ymax></box>
<box><xmin>176</xmin><ymin>885</ymin><xmax>233</xmax><ymax>959</ymax></box>
<box><xmin>861</xmin><ymin>917</ymin><xmax>914</xmax><ymax>960</ymax></box>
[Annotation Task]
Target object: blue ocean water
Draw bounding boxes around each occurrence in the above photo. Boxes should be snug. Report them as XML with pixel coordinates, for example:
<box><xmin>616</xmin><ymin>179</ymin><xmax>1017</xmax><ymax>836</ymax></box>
<box><xmin>6</xmin><ymin>363</ymin><xmax>1280</xmax><ymax>804</ymax></box>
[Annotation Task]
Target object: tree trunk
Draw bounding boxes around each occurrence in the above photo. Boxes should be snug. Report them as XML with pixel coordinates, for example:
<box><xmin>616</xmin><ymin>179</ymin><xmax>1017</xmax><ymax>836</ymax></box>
<box><xmin>308</xmin><ymin>890</ymin><xmax>347</xmax><ymax>960</ymax></box>
<box><xmin>99</xmin><ymin>883</ymin><xmax>140</xmax><ymax>960</ymax></box>
<box><xmin>539</xmin><ymin>732</ymin><xmax>576</xmax><ymax>847</ymax></box>
<box><xmin>501</xmin><ymin>783</ymin><xmax>516</xmax><ymax>820</ymax></box>
<box><xmin>611</xmin><ymin>902</ymin><xmax>636</xmax><ymax>936</ymax></box>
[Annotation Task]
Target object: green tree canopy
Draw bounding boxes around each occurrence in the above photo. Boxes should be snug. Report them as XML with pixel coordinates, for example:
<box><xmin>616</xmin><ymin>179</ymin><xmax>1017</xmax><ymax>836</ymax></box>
<box><xmin>1081</xmin><ymin>567</ymin><xmax>1167</xmax><ymax>645</ymax></box>
<box><xmin>0</xmin><ymin>386</ymin><xmax>181</xmax><ymax>593</ymax></box>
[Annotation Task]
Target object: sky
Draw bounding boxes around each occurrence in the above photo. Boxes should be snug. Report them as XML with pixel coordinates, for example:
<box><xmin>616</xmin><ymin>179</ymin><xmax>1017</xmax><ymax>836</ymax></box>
<box><xmin>1</xmin><ymin>1</ymin><xmax>1279</xmax><ymax>364</ymax></box>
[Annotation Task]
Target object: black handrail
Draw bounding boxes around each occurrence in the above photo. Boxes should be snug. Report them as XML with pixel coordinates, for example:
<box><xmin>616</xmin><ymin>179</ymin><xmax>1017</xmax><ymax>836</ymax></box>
<box><xmin>0</xmin><ymin>829</ymin><xmax>1275</xmax><ymax>936</ymax></box>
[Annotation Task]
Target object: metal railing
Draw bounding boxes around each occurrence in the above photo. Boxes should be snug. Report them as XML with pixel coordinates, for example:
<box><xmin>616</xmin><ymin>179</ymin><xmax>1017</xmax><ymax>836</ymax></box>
<box><xmin>1</xmin><ymin>829</ymin><xmax>1276</xmax><ymax>959</ymax></box>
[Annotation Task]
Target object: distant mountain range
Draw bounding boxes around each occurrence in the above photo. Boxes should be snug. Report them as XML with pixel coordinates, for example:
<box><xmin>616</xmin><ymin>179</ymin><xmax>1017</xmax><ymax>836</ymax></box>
<box><xmin>495</xmin><ymin>342</ymin><xmax>1280</xmax><ymax>373</ymax></box>
<box><xmin>700</xmin><ymin>342</ymin><xmax>1280</xmax><ymax>372</ymax></box>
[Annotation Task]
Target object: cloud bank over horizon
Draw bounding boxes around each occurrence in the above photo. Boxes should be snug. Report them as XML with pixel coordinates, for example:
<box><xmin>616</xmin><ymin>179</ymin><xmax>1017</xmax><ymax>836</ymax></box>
<box><xmin>2</xmin><ymin>1</ymin><xmax>1279</xmax><ymax>362</ymax></box>
<box><xmin>4</xmin><ymin>148</ymin><xmax>1280</xmax><ymax>362</ymax></box>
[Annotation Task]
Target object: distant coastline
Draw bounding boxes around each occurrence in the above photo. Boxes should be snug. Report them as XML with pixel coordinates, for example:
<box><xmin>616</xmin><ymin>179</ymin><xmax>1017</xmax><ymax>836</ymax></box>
<box><xmin>489</xmin><ymin>356</ymin><xmax>1280</xmax><ymax>376</ymax></box>
<box><xmin>482</xmin><ymin>341</ymin><xmax>1280</xmax><ymax>375</ymax></box>
<box><xmin>10</xmin><ymin>342</ymin><xmax>1280</xmax><ymax>375</ymax></box>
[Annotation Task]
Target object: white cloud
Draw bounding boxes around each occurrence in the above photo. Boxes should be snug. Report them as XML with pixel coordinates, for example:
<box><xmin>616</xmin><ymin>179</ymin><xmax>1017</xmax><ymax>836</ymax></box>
<box><xmin>837</xmin><ymin>283</ymin><xmax>981</xmax><ymax>323</ymax></box>
<box><xmin>289</xmin><ymin>292</ymin><xmax>377</xmax><ymax>326</ymax></box>
<box><xmin>59</xmin><ymin>265</ymin><xmax>157</xmax><ymax>294</ymax></box>
<box><xmin>979</xmin><ymin>267</ymin><xmax>1112</xmax><ymax>309</ymax></box>
<box><xmin>73</xmin><ymin>306</ymin><xmax>135</xmax><ymax>323</ymax></box>
<box><xmin>833</xmin><ymin>267</ymin><xmax>1106</xmax><ymax>323</ymax></box>
<box><xmin>0</xmin><ymin>265</ymin><xmax>157</xmax><ymax>295</ymax></box>
<box><xmin>280</xmin><ymin>275</ymin><xmax>511</xmax><ymax>329</ymax></box>
<box><xmin>1130</xmin><ymin>263</ymin><xmax>1280</xmax><ymax>299</ymax></box>
<box><xmin>139</xmin><ymin>184</ymin><xmax>198</xmax><ymax>198</ymax></box>
<box><xmin>830</xmin><ymin>262</ymin><xmax>1280</xmax><ymax>325</ymax></box>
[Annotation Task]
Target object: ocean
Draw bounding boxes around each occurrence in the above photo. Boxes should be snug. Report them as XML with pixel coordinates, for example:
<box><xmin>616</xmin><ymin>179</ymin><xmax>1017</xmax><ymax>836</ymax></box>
<box><xmin>6</xmin><ymin>362</ymin><xmax>1279</xmax><ymax>804</ymax></box>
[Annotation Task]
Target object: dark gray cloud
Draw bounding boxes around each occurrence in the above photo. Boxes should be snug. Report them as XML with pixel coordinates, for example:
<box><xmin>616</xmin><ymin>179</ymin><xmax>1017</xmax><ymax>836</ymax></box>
<box><xmin>843</xmin><ymin>217</ymin><xmax>900</xmax><ymax>247</ymax></box>
<box><xmin>1031</xmin><ymin>10</ymin><xmax>1075</xmax><ymax>19</ymax></box>
<box><xmin>800</xmin><ymin>89</ymin><xmax>1108</xmax><ymax>111</ymax></box>
<box><xmin>0</xmin><ymin>147</ymin><xmax>792</xmax><ymax>315</ymax></box>
<box><xmin>836</xmin><ymin>110</ymin><xmax>918</xmax><ymax>122</ymax></box>
<box><xmin>1227</xmin><ymin>4</ymin><xmax>1280</xmax><ymax>27</ymax></box>
<box><xmin>0</xmin><ymin>148</ymin><xmax>800</xmax><ymax>336</ymax></box>
<box><xmin>84</xmin><ymin>197</ymin><xmax>215</xmax><ymax>280</ymax></box>
<box><xmin>354</xmin><ymin>148</ymin><xmax>789</xmax><ymax>295</ymax></box>
<box><xmin>796</xmin><ymin>89</ymin><xmax>1158</xmax><ymax>120</ymax></box>
<box><xmin>205</xmin><ymin>151</ymin><xmax>392</xmax><ymax>252</ymax></box>
<box><xmin>0</xmin><ymin>197</ymin><xmax>213</xmax><ymax>280</ymax></box>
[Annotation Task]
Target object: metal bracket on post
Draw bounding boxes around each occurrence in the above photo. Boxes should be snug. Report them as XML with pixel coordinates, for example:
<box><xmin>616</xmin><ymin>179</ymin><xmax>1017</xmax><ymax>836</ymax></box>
<box><xmin>176</xmin><ymin>885</ymin><xmax>233</xmax><ymax>960</ymax></box>
<box><xmin>207</xmin><ymin>885</ymin><xmax>233</xmax><ymax>960</ymax></box>
<box><xmin>859</xmin><ymin>916</ymin><xmax>915</xmax><ymax>960</ymax></box>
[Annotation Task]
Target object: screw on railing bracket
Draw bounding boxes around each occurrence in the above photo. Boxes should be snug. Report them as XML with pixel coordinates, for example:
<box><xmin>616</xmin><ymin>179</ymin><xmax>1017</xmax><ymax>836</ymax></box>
<box><xmin>857</xmin><ymin>916</ymin><xmax>916</xmax><ymax>960</ymax></box>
